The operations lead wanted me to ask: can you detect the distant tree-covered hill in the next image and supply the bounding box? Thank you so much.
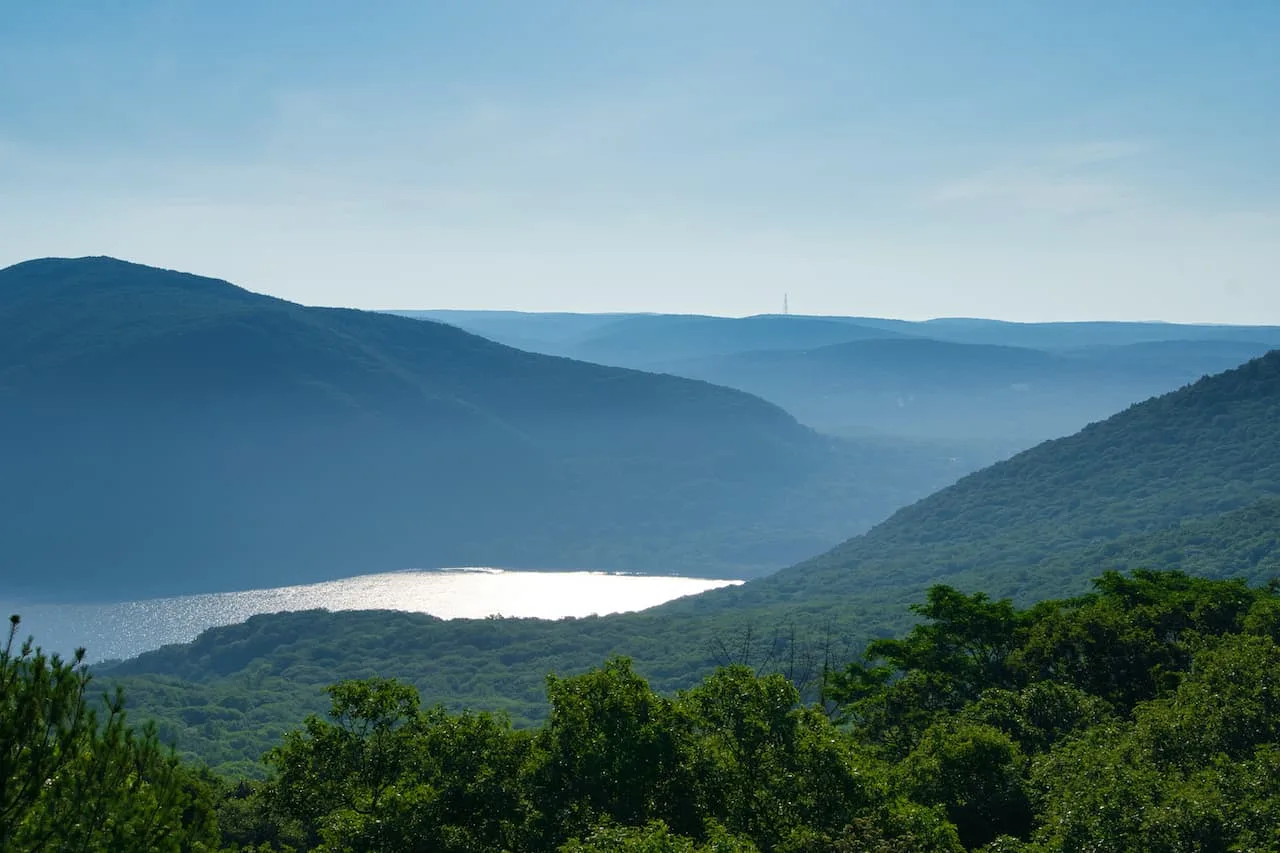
[0,257,969,598]
[650,336,1276,444]
[102,352,1280,768]
[400,310,1280,359]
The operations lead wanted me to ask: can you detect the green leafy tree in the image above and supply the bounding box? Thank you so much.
[264,677,531,852]
[897,720,1031,849]
[532,658,698,847]
[827,586,1023,757]
[559,820,759,853]
[679,666,879,851]
[1012,570,1258,711]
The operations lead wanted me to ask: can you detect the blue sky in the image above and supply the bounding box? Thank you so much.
[2,1,1277,321]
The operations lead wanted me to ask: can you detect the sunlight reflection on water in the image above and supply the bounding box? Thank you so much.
[2,568,742,663]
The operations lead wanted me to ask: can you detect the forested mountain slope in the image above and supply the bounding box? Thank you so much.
[0,257,961,598]
[744,349,1280,609]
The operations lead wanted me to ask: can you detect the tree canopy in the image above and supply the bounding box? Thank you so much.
[11,569,1280,850]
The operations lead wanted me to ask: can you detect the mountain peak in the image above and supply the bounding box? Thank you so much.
[1,255,249,292]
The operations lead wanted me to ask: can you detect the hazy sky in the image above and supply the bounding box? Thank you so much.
[2,1,1278,321]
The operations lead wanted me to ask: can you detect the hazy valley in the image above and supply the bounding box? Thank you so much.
[9,4,1280,847]
[7,258,1280,851]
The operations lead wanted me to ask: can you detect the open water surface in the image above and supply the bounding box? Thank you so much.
[2,568,742,663]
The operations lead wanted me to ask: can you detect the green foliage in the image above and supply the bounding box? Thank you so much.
[534,658,695,843]
[676,667,878,851]
[826,571,1280,851]
[0,616,220,851]
[23,569,1280,850]
[252,678,533,852]
[897,720,1030,848]
[210,658,965,852]
[559,820,758,853]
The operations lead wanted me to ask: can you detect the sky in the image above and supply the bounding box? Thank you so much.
[1,1,1278,322]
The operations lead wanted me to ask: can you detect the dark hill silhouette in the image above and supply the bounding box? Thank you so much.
[0,258,963,599]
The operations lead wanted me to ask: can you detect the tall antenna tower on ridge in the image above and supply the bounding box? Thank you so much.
[783,293,789,315]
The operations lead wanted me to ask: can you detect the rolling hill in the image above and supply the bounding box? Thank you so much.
[406,310,1280,361]
[395,311,907,365]
[406,309,1277,451]
[100,351,1280,770]
[0,257,966,599]
[562,314,906,368]
[654,336,1277,444]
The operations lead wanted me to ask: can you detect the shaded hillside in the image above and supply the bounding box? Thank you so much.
[392,310,642,358]
[101,351,1280,764]
[0,257,966,599]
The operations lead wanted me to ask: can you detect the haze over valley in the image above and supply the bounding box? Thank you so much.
[1,256,984,600]
[4,2,1280,850]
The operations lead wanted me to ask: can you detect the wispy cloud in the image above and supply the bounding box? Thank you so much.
[923,140,1150,217]
[1043,139,1149,167]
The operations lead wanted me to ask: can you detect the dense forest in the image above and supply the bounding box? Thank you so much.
[9,570,1280,851]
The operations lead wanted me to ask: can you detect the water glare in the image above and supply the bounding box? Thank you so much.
[3,568,742,663]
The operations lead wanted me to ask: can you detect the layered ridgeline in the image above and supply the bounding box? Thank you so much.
[405,310,1280,363]
[104,351,1280,771]
[651,337,1277,445]
[407,309,1280,449]
[0,257,965,599]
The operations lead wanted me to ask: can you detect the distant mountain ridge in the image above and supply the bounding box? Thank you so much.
[0,257,963,598]
[654,336,1277,444]
[402,309,1280,357]
[402,309,1278,448]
